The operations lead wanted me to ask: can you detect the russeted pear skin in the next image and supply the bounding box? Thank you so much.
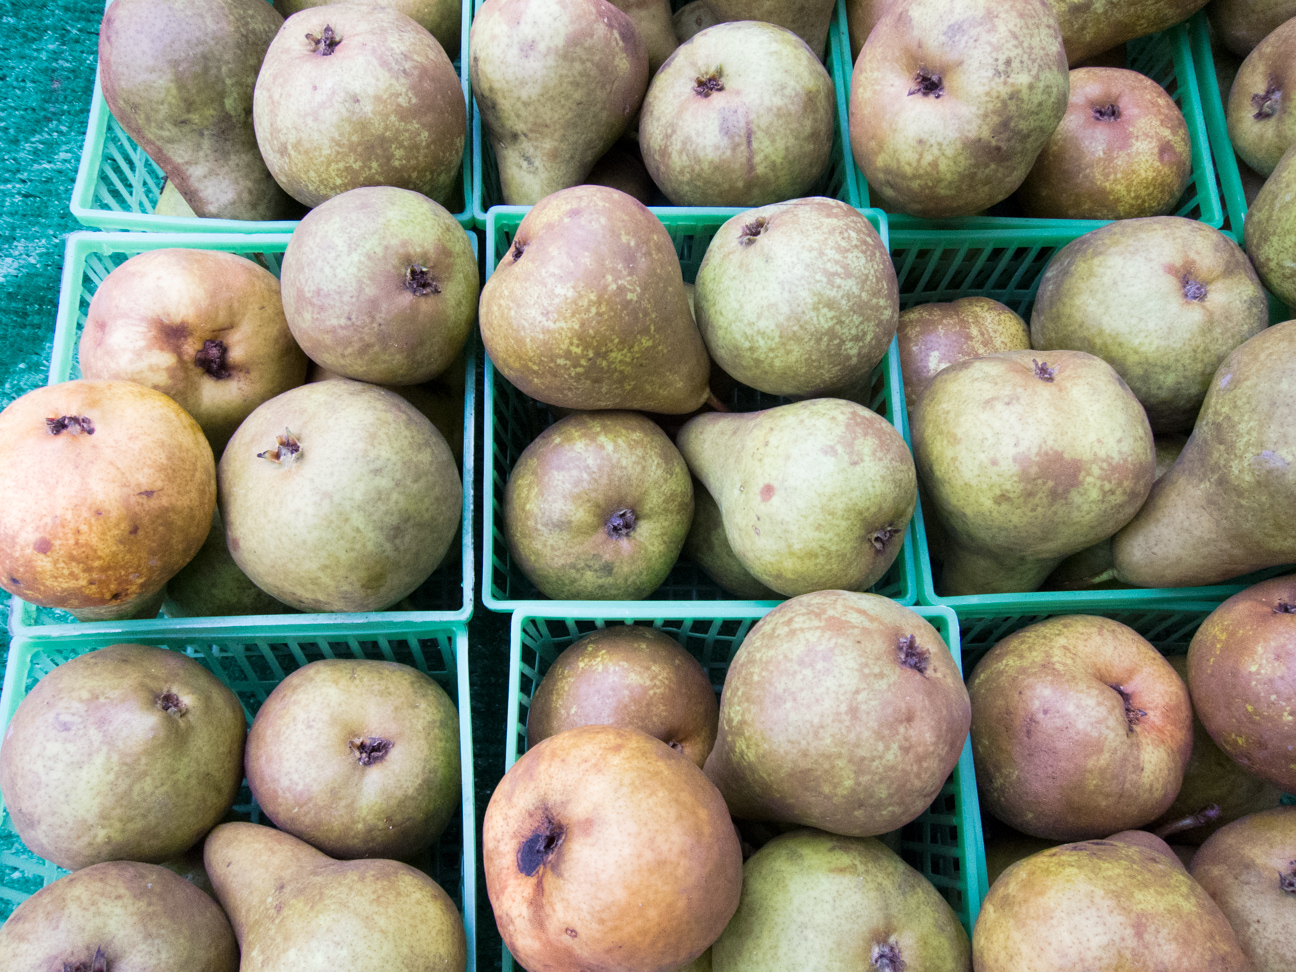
[973,839,1249,970]
[0,861,238,972]
[704,592,971,837]
[1112,322,1296,588]
[678,399,916,596]
[98,0,296,220]
[1047,0,1213,65]
[703,0,836,57]
[850,0,1069,218]
[471,0,648,205]
[479,186,710,412]
[712,830,971,972]
[1227,17,1296,176]
[1244,142,1296,306]
[204,822,466,972]
[914,350,1155,595]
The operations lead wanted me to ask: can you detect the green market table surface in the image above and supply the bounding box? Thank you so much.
[0,5,509,966]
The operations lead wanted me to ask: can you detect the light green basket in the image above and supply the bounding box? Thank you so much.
[498,602,986,971]
[845,19,1223,231]
[887,221,1293,610]
[470,0,859,227]
[8,230,475,641]
[0,620,477,972]
[69,0,475,232]
[480,205,918,613]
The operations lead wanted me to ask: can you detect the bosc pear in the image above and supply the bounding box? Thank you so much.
[677,399,916,596]
[471,0,648,205]
[203,822,467,972]
[1112,321,1296,588]
[479,186,710,412]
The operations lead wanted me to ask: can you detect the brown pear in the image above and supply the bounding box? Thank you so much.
[479,186,710,412]
[896,297,1030,411]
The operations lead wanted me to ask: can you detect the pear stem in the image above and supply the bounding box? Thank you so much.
[1154,804,1221,838]
[705,391,730,413]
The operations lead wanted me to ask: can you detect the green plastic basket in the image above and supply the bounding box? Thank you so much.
[888,221,1293,609]
[498,602,986,971]
[1189,11,1252,237]
[0,620,477,971]
[845,20,1223,231]
[479,205,918,613]
[469,0,859,227]
[69,0,475,232]
[7,230,475,642]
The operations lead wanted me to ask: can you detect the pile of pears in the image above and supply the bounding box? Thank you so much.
[0,644,467,972]
[0,184,473,621]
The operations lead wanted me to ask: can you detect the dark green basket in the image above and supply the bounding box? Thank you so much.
[8,230,476,641]
[887,221,1292,609]
[70,0,475,232]
[0,621,477,972]
[469,0,858,226]
[499,602,986,971]
[480,205,918,612]
[845,19,1223,231]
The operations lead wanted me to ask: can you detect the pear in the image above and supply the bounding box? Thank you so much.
[0,861,237,972]
[166,509,295,617]
[479,186,710,412]
[0,644,246,870]
[609,0,678,73]
[254,6,466,209]
[98,0,296,221]
[713,829,970,972]
[584,139,656,204]
[1210,0,1296,56]
[703,0,836,58]
[1227,16,1296,176]
[694,199,899,399]
[683,479,779,599]
[1031,217,1268,433]
[913,351,1155,595]
[704,592,971,837]
[280,186,478,386]
[275,0,461,58]
[677,399,916,597]
[674,0,718,42]
[204,822,466,972]
[974,838,1248,971]
[504,411,693,600]
[851,0,1069,218]
[1047,0,1213,65]
[639,22,835,207]
[1244,143,1296,305]
[1191,806,1296,972]
[1148,655,1283,844]
[847,0,895,59]
[896,297,1030,412]
[471,0,648,205]
[1112,322,1296,587]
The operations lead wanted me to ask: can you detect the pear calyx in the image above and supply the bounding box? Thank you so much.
[871,525,901,551]
[693,72,723,97]
[1092,103,1121,121]
[1032,359,1056,382]
[46,415,95,435]
[1274,601,1296,614]
[1181,276,1208,302]
[1252,76,1281,119]
[907,69,943,99]
[605,507,637,539]
[349,736,393,765]
[258,429,302,464]
[510,239,526,261]
[194,339,231,379]
[517,817,566,876]
[738,218,767,245]
[1110,683,1147,732]
[871,941,905,971]
[306,26,341,56]
[62,948,109,972]
[1280,864,1296,894]
[157,692,188,716]
[898,635,929,675]
[404,265,441,296]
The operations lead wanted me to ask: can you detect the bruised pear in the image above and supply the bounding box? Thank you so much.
[479,186,710,412]
[0,380,215,620]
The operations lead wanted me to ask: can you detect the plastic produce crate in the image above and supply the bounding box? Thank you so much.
[845,19,1223,231]
[470,0,860,227]
[888,221,1292,609]
[7,230,475,642]
[69,0,475,232]
[498,603,986,971]
[480,205,918,613]
[0,621,477,971]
